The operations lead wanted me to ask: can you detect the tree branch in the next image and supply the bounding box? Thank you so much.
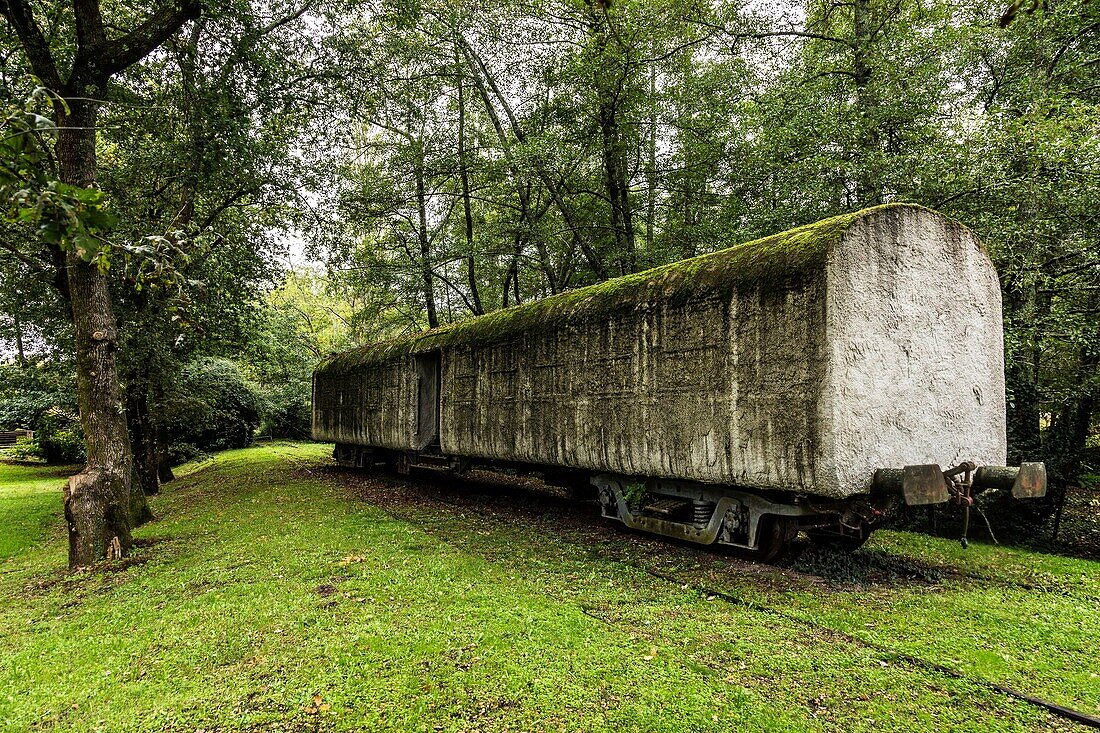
[99,0,202,77]
[0,0,62,88]
[194,187,257,233]
[0,240,50,274]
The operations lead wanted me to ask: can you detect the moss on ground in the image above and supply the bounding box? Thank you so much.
[318,203,926,375]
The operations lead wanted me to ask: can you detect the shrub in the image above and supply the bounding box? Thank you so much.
[260,384,312,439]
[158,358,263,455]
[32,409,86,464]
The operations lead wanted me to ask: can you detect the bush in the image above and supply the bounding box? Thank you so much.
[5,437,43,462]
[165,441,205,466]
[0,362,76,432]
[159,358,263,455]
[31,409,86,464]
[260,385,312,440]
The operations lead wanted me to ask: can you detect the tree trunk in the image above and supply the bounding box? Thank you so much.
[126,381,160,496]
[644,62,657,253]
[415,160,439,328]
[457,73,484,316]
[157,444,176,484]
[851,0,883,207]
[57,94,151,567]
[1003,283,1044,464]
[598,97,637,275]
[589,4,636,275]
[13,308,26,366]
[5,0,200,568]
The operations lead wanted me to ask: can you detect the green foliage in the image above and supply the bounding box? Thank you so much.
[622,481,648,509]
[0,362,83,464]
[261,392,312,440]
[159,358,263,455]
[28,410,86,465]
[243,270,359,439]
[0,362,73,432]
[1,87,117,271]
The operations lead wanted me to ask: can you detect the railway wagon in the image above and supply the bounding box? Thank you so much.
[313,204,1045,559]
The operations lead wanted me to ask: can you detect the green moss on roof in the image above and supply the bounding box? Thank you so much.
[318,203,925,375]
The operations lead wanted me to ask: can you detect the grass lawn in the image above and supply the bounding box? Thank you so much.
[1,443,1097,732]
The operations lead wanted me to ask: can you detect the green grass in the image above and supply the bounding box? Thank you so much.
[0,461,74,559]
[1,443,1097,732]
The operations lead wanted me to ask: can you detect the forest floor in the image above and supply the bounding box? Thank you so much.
[1,442,1098,733]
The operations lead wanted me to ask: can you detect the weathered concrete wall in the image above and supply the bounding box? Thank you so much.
[314,205,1008,500]
[312,358,416,449]
[817,207,1006,495]
[441,278,828,492]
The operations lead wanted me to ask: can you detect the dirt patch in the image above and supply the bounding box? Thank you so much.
[792,546,947,584]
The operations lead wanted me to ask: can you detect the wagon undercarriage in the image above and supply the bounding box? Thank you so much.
[591,474,890,562]
[333,442,1046,562]
[593,461,1047,560]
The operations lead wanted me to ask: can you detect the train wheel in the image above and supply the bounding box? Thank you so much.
[746,515,802,565]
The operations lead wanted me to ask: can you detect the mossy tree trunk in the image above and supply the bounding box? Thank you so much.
[415,158,439,328]
[1003,284,1045,466]
[851,0,884,208]
[57,90,146,565]
[2,0,200,567]
[456,70,485,317]
[126,380,160,497]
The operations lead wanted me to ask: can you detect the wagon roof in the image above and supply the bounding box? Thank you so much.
[317,203,950,375]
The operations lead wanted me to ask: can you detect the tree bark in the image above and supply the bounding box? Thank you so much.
[851,0,883,207]
[644,62,657,254]
[57,95,151,566]
[13,308,25,366]
[415,159,439,328]
[588,2,636,275]
[456,72,484,316]
[126,380,160,496]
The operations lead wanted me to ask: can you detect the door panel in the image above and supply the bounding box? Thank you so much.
[414,352,441,449]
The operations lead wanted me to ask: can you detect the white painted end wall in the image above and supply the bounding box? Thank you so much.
[817,207,1007,496]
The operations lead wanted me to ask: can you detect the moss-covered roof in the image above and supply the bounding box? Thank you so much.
[317,203,930,375]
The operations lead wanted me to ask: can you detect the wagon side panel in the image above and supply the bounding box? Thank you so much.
[440,280,827,490]
[312,357,417,450]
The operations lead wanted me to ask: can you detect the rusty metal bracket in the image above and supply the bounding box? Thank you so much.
[1012,462,1047,499]
[900,464,950,505]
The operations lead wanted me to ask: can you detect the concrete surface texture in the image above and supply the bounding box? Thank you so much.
[313,204,1006,499]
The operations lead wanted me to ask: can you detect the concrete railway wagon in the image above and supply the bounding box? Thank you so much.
[313,204,1045,560]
